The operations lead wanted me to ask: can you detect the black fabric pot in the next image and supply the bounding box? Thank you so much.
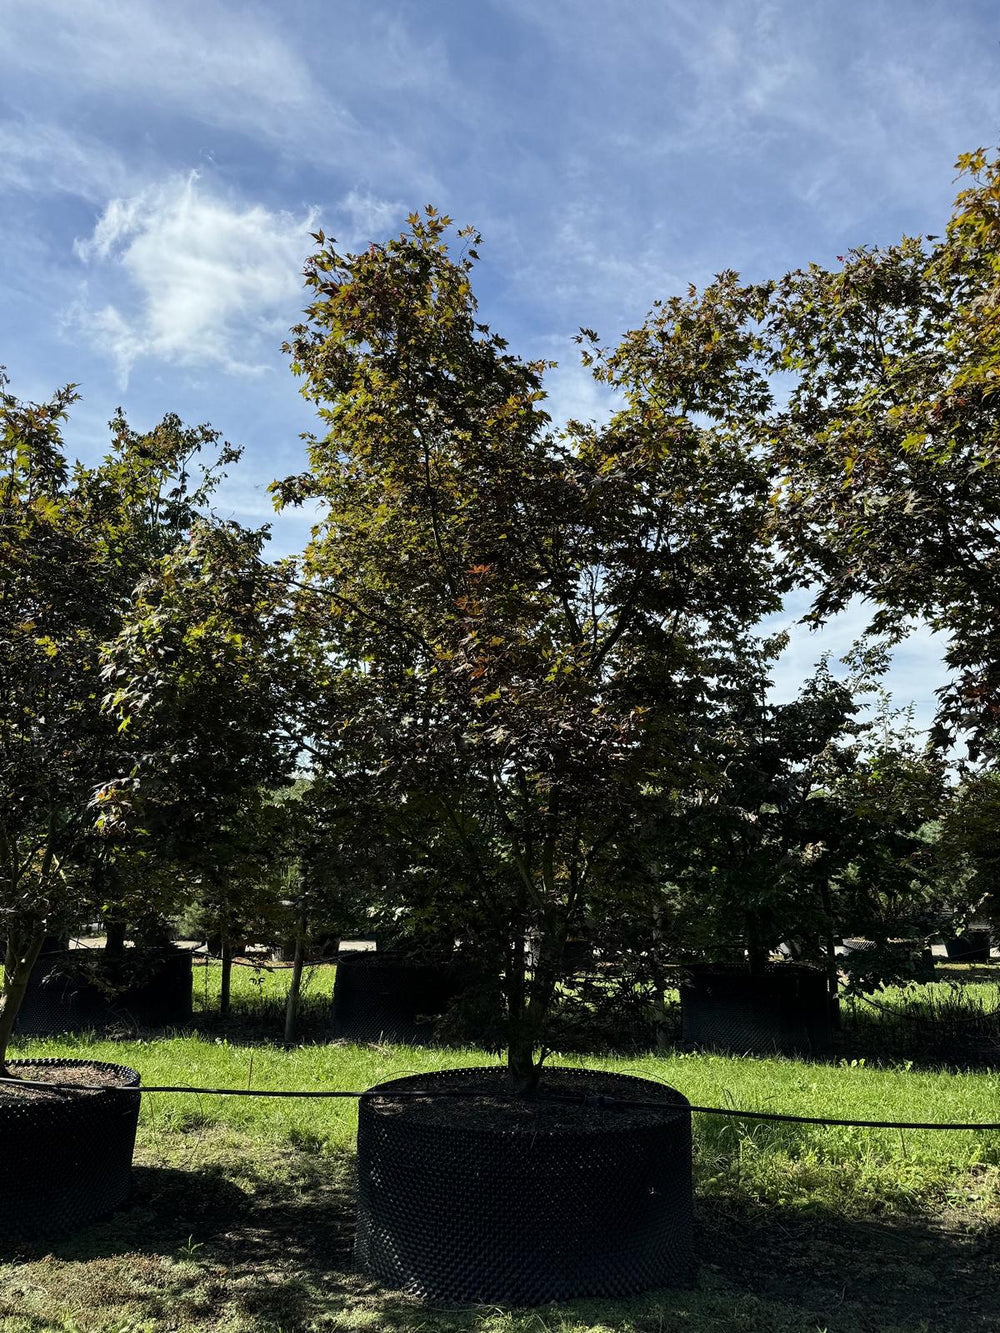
[561,938,597,973]
[14,947,193,1034]
[944,930,992,963]
[355,1065,694,1304]
[0,1058,141,1242]
[331,952,466,1045]
[680,964,833,1056]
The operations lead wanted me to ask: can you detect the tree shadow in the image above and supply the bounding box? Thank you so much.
[0,1129,995,1333]
[698,1194,1000,1332]
[0,1150,439,1332]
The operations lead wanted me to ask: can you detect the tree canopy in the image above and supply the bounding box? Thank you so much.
[764,149,1000,759]
[274,211,784,1088]
[0,376,248,1066]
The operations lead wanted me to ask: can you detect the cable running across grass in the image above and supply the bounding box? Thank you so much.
[852,989,1000,1026]
[2,1075,999,1130]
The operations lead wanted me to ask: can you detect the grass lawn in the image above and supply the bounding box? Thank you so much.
[1,962,999,1332]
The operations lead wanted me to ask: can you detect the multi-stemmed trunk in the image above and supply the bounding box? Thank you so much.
[503,927,562,1096]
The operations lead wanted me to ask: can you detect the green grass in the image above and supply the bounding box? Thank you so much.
[190,957,338,1034]
[3,1026,1000,1333]
[840,971,1000,1070]
[3,963,1000,1331]
[10,1028,1000,1207]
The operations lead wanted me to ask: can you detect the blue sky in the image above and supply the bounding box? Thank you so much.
[3,0,999,727]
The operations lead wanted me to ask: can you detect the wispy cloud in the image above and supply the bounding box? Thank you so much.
[0,118,127,202]
[1,0,453,195]
[503,0,1000,250]
[71,173,318,386]
[336,190,406,248]
[4,0,349,150]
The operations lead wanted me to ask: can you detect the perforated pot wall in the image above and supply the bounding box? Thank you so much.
[944,931,992,963]
[331,953,466,1045]
[681,964,833,1056]
[14,948,193,1034]
[355,1065,694,1304]
[0,1059,141,1242]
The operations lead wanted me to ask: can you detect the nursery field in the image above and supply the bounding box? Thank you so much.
[2,963,1000,1333]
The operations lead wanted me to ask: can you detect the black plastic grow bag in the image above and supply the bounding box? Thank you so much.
[0,1058,141,1242]
[944,930,992,963]
[355,1065,694,1304]
[680,964,833,1056]
[330,952,466,1045]
[14,947,193,1034]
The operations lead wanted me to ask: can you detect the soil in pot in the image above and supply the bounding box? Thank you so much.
[14,946,193,1034]
[0,1058,141,1242]
[330,952,467,1045]
[355,1065,694,1304]
[680,964,834,1056]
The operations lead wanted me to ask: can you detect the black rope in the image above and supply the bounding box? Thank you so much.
[2,1076,998,1130]
[850,989,1000,1027]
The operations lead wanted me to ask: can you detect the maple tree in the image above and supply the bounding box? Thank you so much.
[0,377,245,1069]
[275,211,783,1090]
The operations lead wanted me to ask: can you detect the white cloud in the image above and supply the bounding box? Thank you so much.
[337,190,405,248]
[72,173,318,386]
[538,352,617,432]
[0,119,126,201]
[4,0,351,152]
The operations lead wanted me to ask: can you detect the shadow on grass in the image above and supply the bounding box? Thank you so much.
[1,1129,997,1333]
[698,1195,1000,1333]
[0,1149,420,1333]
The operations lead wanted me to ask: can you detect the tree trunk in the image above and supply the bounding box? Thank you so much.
[0,926,46,1073]
[746,904,770,976]
[219,930,233,1020]
[283,907,307,1047]
[648,957,673,1051]
[747,941,769,977]
[649,907,672,1050]
[104,916,127,958]
[820,882,841,1030]
[504,931,542,1095]
[506,1036,540,1095]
